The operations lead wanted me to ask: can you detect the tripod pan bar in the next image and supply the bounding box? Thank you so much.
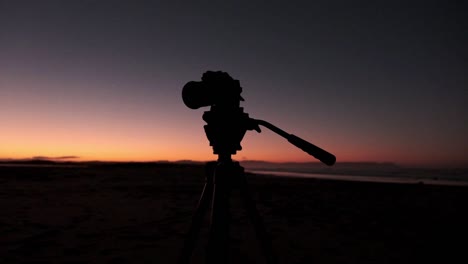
[254,119,336,166]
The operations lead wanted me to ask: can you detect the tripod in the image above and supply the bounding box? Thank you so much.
[178,158,277,264]
[179,71,336,264]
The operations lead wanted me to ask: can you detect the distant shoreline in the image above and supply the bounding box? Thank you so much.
[248,170,468,187]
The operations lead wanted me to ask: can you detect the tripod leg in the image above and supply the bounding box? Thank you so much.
[238,168,278,264]
[206,162,233,264]
[178,163,216,264]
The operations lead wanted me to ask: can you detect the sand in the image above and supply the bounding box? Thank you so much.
[1,163,467,264]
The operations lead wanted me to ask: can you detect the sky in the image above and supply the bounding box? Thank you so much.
[1,1,467,167]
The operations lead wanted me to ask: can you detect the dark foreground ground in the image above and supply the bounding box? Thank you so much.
[1,163,467,264]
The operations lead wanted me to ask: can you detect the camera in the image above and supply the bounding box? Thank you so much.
[182,71,244,109]
[181,71,336,165]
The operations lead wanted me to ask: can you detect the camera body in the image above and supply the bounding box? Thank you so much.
[182,71,257,158]
[182,71,244,110]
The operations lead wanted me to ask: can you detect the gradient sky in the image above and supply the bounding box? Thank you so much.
[1,1,467,167]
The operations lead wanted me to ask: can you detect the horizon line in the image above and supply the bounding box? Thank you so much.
[1,157,467,169]
[0,156,396,164]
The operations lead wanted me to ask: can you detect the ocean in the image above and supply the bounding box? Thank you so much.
[248,170,468,186]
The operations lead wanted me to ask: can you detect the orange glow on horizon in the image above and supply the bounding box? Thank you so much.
[1,80,466,168]
[2,135,466,168]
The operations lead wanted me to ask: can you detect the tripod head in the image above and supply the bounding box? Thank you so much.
[182,71,336,166]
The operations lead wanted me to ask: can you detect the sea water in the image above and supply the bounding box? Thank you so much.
[248,170,468,186]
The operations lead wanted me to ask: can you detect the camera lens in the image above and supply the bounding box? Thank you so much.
[182,81,213,109]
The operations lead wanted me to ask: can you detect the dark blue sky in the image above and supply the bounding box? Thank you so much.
[1,1,467,166]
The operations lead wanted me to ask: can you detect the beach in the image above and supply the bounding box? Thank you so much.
[1,163,467,263]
